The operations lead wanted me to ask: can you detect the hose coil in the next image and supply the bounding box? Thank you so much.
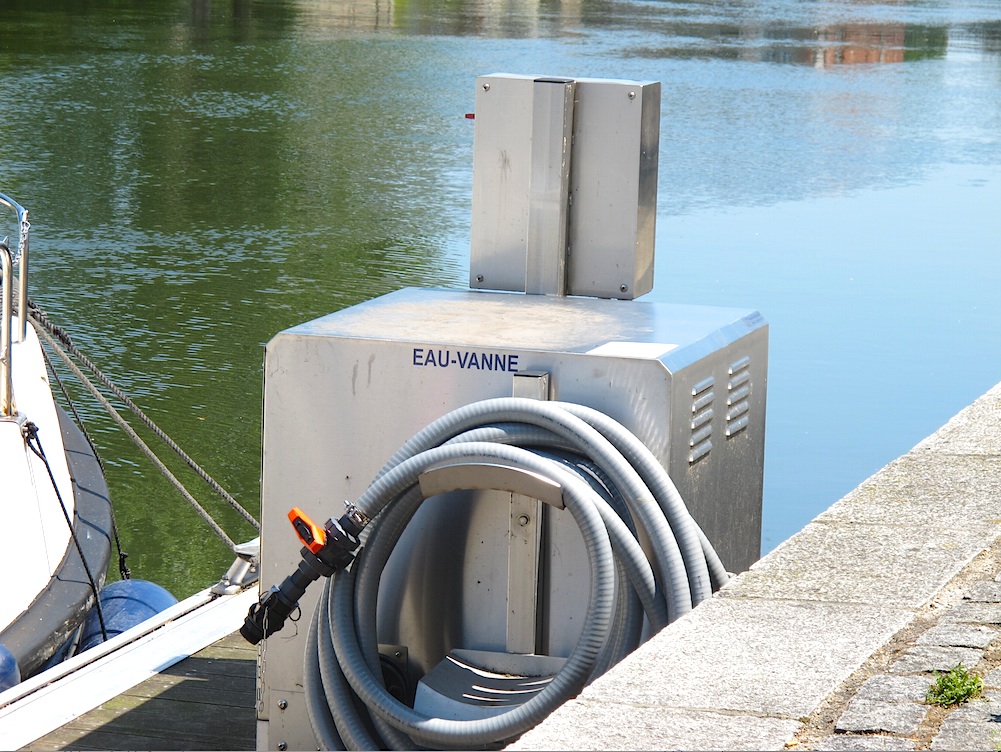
[304,397,727,749]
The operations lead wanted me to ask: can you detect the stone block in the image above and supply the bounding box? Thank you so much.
[719,519,997,609]
[965,582,1001,603]
[814,733,916,751]
[889,646,983,674]
[917,624,998,649]
[835,699,927,735]
[508,701,801,751]
[942,602,1001,625]
[564,597,910,719]
[854,675,934,703]
[913,384,1001,457]
[931,719,1001,751]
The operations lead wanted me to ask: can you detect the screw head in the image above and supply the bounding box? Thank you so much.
[619,284,628,293]
[518,514,530,527]
[628,91,636,99]
[278,698,288,710]
[475,274,485,283]
[278,743,288,751]
[483,83,491,91]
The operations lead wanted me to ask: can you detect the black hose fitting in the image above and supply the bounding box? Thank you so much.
[240,511,361,645]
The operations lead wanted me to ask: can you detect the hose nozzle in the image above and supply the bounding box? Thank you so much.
[240,508,361,645]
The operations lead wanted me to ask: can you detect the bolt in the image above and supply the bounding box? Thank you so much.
[518,514,530,526]
[278,699,288,710]
[483,83,491,91]
[278,743,288,751]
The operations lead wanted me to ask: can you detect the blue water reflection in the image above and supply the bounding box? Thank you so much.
[0,0,998,591]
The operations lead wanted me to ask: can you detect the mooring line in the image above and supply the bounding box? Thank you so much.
[31,316,243,554]
[28,302,260,533]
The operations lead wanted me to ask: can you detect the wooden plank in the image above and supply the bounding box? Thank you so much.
[1,586,259,751]
[25,630,257,751]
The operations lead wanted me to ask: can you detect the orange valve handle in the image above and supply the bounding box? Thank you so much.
[241,507,362,645]
[289,507,326,554]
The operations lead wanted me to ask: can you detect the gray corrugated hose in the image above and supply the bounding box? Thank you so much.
[304,397,727,750]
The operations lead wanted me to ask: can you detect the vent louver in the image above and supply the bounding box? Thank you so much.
[689,375,714,464]
[726,356,752,438]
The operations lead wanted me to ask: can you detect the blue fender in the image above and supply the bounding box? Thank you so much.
[0,641,20,692]
[76,580,178,654]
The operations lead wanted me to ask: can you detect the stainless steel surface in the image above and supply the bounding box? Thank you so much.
[469,74,534,293]
[0,192,29,416]
[525,78,574,296]
[259,286,767,750]
[509,370,550,654]
[566,78,659,300]
[506,493,543,654]
[512,371,552,401]
[1,241,11,416]
[469,75,659,300]
[0,192,29,344]
[417,462,565,509]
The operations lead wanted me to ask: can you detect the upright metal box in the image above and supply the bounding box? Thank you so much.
[469,75,660,299]
[258,288,767,750]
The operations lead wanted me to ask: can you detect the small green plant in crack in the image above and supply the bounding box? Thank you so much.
[925,663,983,707]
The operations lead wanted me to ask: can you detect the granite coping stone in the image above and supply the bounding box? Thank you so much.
[812,454,1001,530]
[717,519,998,608]
[545,596,912,720]
[506,702,802,752]
[912,383,1001,457]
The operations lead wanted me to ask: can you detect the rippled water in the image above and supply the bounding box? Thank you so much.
[2,0,999,596]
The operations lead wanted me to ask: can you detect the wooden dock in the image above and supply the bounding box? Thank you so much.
[25,631,256,751]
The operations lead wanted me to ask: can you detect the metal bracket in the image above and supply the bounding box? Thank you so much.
[211,537,260,595]
[417,462,565,510]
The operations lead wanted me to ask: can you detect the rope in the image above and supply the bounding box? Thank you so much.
[27,301,260,532]
[31,317,242,554]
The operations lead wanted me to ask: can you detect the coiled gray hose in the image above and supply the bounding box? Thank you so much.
[304,397,728,750]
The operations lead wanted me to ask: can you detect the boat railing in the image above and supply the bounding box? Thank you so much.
[0,191,30,417]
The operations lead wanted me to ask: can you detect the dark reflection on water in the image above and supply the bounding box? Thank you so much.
[1,0,999,595]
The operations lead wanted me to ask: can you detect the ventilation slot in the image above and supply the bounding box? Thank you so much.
[689,375,714,464]
[726,356,752,438]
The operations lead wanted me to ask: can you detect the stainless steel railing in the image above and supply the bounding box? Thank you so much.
[0,191,29,417]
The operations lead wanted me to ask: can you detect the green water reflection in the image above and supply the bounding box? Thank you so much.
[2,0,999,596]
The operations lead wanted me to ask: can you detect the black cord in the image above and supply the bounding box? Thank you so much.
[22,421,109,642]
[39,346,131,580]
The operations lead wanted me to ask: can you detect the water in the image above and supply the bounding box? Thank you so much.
[1,0,999,598]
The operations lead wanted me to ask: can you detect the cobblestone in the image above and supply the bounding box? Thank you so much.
[835,699,928,734]
[888,645,984,674]
[798,540,1001,751]
[917,624,997,649]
